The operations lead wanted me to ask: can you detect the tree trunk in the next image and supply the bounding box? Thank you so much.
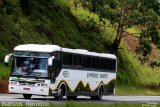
[111,2,125,53]
[111,23,124,53]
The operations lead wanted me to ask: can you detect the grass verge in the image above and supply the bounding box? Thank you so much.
[0,63,10,79]
[116,85,160,96]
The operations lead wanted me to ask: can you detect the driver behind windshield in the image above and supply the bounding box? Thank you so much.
[16,58,34,75]
[16,61,28,74]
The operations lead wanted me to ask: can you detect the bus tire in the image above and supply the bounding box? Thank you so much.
[91,85,103,100]
[67,96,77,100]
[55,84,66,100]
[23,94,32,99]
[55,89,63,100]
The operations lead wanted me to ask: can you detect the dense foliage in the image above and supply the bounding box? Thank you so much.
[0,0,160,92]
[0,0,107,62]
[89,0,160,52]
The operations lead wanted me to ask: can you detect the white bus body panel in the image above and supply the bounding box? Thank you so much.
[9,78,50,96]
[50,69,116,93]
[9,85,49,95]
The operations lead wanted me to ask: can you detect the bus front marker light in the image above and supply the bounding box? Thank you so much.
[43,83,48,87]
[44,84,48,87]
[10,87,14,89]
[41,83,48,87]
[41,84,44,86]
[35,83,41,86]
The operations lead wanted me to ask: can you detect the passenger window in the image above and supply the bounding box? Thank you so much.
[63,53,72,66]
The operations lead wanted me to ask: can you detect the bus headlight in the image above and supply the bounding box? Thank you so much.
[35,83,48,87]
[10,81,19,85]
[41,83,48,87]
[35,83,41,86]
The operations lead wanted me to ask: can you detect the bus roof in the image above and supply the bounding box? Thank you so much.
[62,48,116,59]
[14,44,116,59]
[14,44,61,52]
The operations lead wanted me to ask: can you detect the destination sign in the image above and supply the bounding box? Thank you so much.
[87,73,108,78]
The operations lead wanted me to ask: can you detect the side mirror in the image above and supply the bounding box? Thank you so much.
[48,56,55,67]
[4,53,13,66]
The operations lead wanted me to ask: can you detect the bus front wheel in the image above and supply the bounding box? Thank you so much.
[55,89,64,100]
[23,94,32,99]
[55,84,66,100]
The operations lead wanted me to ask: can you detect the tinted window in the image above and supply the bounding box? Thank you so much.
[101,58,105,69]
[87,56,91,68]
[95,58,100,69]
[62,52,116,72]
[92,57,96,68]
[99,58,116,71]
[73,54,82,67]
[83,55,87,68]
[63,53,72,66]
[112,60,116,70]
[78,55,82,66]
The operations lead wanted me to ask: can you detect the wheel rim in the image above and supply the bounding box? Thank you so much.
[99,88,103,99]
[59,89,63,100]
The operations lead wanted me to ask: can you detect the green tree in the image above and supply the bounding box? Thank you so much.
[90,0,160,53]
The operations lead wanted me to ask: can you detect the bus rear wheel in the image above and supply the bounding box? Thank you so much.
[23,94,32,99]
[91,86,103,100]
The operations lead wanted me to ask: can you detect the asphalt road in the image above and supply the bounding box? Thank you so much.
[0,94,160,105]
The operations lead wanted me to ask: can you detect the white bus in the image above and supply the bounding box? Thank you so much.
[5,44,117,100]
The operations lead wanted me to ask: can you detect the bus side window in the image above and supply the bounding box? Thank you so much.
[78,55,82,67]
[92,57,96,69]
[73,54,77,67]
[83,55,87,68]
[95,58,99,69]
[112,60,116,71]
[87,56,91,68]
[63,52,72,67]
[101,58,105,70]
[73,54,82,68]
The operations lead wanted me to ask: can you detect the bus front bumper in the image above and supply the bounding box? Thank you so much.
[9,85,49,96]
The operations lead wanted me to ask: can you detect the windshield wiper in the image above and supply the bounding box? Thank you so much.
[11,74,21,77]
[27,72,39,78]
[11,74,28,78]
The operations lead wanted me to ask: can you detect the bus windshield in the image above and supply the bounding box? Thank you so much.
[11,57,48,78]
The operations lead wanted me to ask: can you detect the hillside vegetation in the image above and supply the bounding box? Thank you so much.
[0,0,160,94]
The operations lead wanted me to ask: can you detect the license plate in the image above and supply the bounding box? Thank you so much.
[23,88,30,91]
